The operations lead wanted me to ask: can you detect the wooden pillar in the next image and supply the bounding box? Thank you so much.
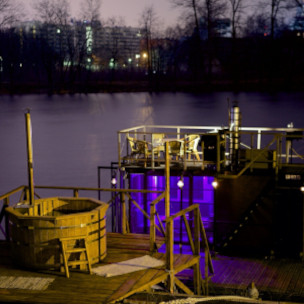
[165,142,170,218]
[204,247,209,295]
[25,110,35,206]
[121,192,127,234]
[150,203,156,252]
[166,219,174,293]
[193,207,201,295]
[302,192,304,262]
[144,172,148,233]
[0,198,10,241]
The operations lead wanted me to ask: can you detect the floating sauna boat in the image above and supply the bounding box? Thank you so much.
[6,197,108,270]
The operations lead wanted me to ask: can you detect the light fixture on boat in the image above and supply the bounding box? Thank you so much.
[177,177,184,189]
[212,179,219,189]
[300,186,304,192]
[111,176,117,185]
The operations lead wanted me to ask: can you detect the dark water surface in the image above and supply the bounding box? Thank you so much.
[1,91,304,197]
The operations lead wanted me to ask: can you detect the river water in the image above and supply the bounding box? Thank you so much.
[1,91,304,198]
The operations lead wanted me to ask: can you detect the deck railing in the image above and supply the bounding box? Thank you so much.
[165,204,214,295]
[0,185,164,241]
[118,125,304,176]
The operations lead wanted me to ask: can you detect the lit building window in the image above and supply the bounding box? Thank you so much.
[86,26,93,54]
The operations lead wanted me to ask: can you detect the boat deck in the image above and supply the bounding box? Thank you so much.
[0,234,304,303]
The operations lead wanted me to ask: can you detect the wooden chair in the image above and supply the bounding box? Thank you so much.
[151,133,165,157]
[127,136,147,159]
[185,134,201,160]
[168,140,184,160]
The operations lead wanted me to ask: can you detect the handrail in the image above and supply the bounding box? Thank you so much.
[119,126,304,178]
[0,185,27,201]
[124,192,164,236]
[119,124,304,133]
[150,191,166,251]
[0,185,165,240]
[165,204,214,295]
[219,135,278,179]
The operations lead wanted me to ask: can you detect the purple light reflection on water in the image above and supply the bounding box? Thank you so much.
[129,173,215,244]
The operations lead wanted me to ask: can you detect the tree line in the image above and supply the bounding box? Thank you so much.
[0,0,304,94]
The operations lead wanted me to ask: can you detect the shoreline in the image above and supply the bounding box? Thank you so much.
[0,79,303,95]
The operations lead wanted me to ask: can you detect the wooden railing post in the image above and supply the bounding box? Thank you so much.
[165,142,170,218]
[166,219,174,293]
[216,133,220,173]
[25,186,29,202]
[121,192,127,234]
[150,203,156,252]
[0,197,10,241]
[118,132,121,167]
[73,189,79,198]
[193,206,201,295]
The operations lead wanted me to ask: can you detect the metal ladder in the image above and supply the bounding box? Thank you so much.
[60,236,92,278]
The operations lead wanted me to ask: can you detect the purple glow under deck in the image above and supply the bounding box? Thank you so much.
[129,174,215,245]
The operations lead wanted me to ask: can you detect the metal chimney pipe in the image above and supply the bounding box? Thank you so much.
[229,105,241,170]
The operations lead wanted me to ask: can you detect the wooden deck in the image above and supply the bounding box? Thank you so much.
[0,234,304,303]
[0,234,199,304]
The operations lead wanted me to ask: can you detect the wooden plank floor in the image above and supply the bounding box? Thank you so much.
[1,235,304,303]
[0,235,198,304]
[178,254,304,302]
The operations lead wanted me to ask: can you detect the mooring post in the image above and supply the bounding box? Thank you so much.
[25,110,35,206]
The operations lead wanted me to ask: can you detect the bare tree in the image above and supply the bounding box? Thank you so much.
[80,0,102,23]
[0,0,22,28]
[33,0,72,91]
[139,5,159,77]
[228,0,245,39]
[254,0,298,38]
[171,0,200,31]
[199,0,228,39]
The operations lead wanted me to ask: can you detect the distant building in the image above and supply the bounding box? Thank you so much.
[14,20,143,71]
[292,5,304,37]
[96,26,142,69]
[199,17,232,39]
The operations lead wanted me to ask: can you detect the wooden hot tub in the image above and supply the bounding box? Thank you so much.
[6,197,108,270]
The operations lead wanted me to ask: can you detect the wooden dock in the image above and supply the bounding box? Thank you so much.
[0,234,304,304]
[0,233,199,304]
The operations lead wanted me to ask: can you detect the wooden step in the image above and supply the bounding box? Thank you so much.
[65,248,87,254]
[67,260,91,267]
[60,236,92,278]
